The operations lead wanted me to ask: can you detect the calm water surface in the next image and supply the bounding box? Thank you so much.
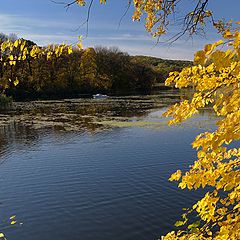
[0,95,218,240]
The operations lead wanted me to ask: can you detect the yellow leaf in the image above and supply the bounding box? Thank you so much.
[14,78,19,86]
[194,50,205,65]
[68,47,73,54]
[169,170,182,181]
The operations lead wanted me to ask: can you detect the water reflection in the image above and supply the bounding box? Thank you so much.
[0,92,219,158]
[0,123,40,161]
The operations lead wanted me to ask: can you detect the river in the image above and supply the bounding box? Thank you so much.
[0,92,218,240]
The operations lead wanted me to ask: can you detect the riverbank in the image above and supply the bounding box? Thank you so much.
[0,91,181,132]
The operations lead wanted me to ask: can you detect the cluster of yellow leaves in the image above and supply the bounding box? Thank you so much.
[75,0,214,37]
[1,39,28,66]
[0,39,73,67]
[0,39,72,66]
[0,216,19,240]
[0,39,74,89]
[76,0,106,6]
[132,0,166,36]
[162,24,240,239]
[75,0,171,36]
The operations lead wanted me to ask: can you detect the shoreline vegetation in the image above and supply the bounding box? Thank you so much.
[0,33,192,103]
[0,91,182,131]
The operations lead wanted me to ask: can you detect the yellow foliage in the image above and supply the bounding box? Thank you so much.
[79,47,97,83]
[0,39,73,92]
[162,25,240,239]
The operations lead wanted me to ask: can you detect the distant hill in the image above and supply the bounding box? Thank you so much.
[131,55,192,83]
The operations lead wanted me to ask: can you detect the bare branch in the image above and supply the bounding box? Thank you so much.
[118,0,132,30]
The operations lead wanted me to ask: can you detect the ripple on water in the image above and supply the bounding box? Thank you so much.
[0,106,217,240]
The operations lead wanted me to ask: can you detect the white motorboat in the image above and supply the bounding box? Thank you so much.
[93,94,108,99]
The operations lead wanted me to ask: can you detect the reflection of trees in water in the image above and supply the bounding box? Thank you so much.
[0,94,219,158]
[0,123,40,160]
[0,130,9,161]
[0,98,157,156]
[0,94,184,157]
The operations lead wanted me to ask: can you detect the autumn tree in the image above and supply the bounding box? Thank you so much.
[0,37,73,99]
[79,47,98,90]
[96,47,133,92]
[161,23,240,240]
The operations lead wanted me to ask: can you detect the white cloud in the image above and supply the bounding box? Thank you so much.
[0,13,75,34]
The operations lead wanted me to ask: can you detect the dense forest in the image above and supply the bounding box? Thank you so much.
[0,33,192,100]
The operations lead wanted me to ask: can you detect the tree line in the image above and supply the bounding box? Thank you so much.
[0,33,191,100]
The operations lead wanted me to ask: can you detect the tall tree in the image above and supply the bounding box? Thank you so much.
[79,47,98,91]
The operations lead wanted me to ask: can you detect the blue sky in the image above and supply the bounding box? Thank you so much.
[0,0,239,60]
